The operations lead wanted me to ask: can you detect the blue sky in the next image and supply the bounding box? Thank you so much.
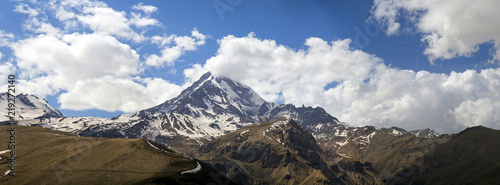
[1,0,499,133]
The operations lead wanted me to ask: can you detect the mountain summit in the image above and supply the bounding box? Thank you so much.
[144,72,266,124]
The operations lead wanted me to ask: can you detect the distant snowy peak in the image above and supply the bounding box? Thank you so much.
[0,93,63,121]
[410,128,440,138]
[264,103,339,130]
[388,126,439,138]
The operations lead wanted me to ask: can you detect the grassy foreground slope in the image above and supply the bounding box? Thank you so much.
[0,126,237,185]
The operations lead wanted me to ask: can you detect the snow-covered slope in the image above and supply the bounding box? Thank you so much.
[14,114,136,133]
[0,93,63,121]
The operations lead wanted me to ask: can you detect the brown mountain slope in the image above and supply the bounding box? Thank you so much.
[325,128,450,183]
[311,120,450,184]
[387,126,500,185]
[0,126,238,185]
[196,118,377,185]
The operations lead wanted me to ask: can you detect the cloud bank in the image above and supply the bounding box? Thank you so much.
[185,33,500,133]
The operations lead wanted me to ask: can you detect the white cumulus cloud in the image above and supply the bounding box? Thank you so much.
[58,76,182,112]
[14,3,40,17]
[370,0,500,64]
[146,28,207,67]
[77,6,146,42]
[0,62,14,77]
[11,32,184,111]
[186,33,382,103]
[48,0,161,42]
[132,2,158,15]
[0,30,14,46]
[13,33,139,81]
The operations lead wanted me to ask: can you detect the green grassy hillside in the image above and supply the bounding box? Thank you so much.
[0,126,238,185]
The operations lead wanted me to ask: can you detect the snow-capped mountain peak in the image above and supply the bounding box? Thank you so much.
[145,72,266,119]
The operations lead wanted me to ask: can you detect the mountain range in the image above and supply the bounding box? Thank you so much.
[1,72,499,184]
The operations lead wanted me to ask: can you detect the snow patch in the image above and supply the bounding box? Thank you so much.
[147,140,163,151]
[339,130,349,137]
[390,129,403,136]
[262,120,289,143]
[240,130,250,136]
[263,130,273,141]
[203,98,213,111]
[337,152,351,159]
[181,161,202,175]
[336,140,349,148]
[195,139,204,146]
